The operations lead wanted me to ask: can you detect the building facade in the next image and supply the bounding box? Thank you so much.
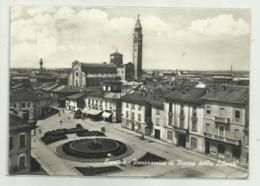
[163,88,206,153]
[202,86,249,166]
[133,14,143,81]
[68,60,117,88]
[65,93,86,111]
[121,92,152,135]
[9,113,35,174]
[10,89,51,121]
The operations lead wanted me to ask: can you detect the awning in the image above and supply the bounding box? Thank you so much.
[102,112,112,118]
[83,108,102,116]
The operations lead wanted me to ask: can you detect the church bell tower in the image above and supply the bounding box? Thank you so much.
[133,14,143,81]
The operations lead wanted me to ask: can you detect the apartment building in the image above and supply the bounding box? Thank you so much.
[163,88,206,153]
[202,86,249,165]
[121,91,152,135]
[10,89,51,121]
[9,113,35,174]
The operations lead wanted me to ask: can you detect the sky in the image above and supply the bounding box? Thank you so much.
[10,6,250,71]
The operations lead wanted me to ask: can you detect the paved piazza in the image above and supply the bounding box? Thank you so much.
[31,109,248,178]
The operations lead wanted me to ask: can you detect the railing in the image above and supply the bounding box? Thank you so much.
[204,132,240,145]
[214,115,230,124]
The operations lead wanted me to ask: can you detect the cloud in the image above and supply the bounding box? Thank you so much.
[189,14,250,37]
[10,7,250,70]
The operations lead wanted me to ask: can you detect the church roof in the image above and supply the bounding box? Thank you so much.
[81,63,117,74]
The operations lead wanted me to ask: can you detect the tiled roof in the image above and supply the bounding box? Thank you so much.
[103,92,122,100]
[201,86,249,105]
[51,85,82,93]
[165,88,206,104]
[81,63,117,74]
[10,89,50,102]
[121,91,150,105]
[9,113,34,132]
[66,92,85,99]
[85,89,104,98]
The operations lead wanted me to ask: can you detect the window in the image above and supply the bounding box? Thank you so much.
[156,109,160,115]
[168,115,173,126]
[27,103,30,107]
[235,110,240,119]
[19,133,26,149]
[192,121,197,132]
[138,114,141,121]
[218,125,225,136]
[192,106,197,116]
[169,103,172,112]
[156,118,160,126]
[138,105,142,111]
[75,72,79,77]
[126,103,129,108]
[131,104,135,109]
[190,137,197,150]
[21,103,26,108]
[13,103,16,108]
[206,106,211,114]
[234,129,239,138]
[126,111,129,118]
[206,123,210,133]
[167,131,173,140]
[18,154,26,170]
[180,104,184,115]
[9,137,13,150]
[131,112,135,120]
[220,107,225,116]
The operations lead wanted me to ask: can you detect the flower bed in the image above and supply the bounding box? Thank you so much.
[75,166,122,176]
[131,152,167,167]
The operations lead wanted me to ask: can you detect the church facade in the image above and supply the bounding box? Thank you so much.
[68,60,118,88]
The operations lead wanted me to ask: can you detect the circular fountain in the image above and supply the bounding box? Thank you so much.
[57,137,132,162]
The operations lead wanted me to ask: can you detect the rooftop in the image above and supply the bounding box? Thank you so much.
[10,89,50,102]
[66,92,86,99]
[51,85,82,93]
[81,62,117,74]
[202,86,249,105]
[9,113,35,132]
[164,88,206,104]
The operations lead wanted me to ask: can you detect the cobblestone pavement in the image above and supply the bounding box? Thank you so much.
[31,109,248,178]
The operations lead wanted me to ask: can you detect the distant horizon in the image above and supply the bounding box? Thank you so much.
[10,66,249,73]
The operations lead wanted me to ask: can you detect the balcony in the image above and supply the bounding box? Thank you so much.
[214,115,230,124]
[172,125,188,134]
[204,132,240,146]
